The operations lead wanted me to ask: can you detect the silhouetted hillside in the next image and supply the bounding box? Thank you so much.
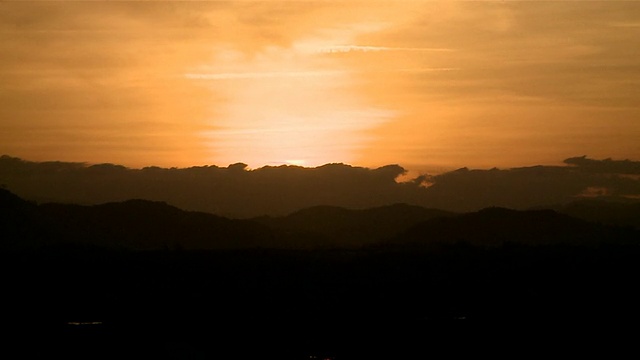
[254,203,455,247]
[42,200,279,250]
[389,207,639,248]
[1,188,276,251]
[0,187,43,249]
[549,199,640,230]
[3,188,638,252]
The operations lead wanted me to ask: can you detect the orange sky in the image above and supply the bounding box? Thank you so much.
[1,1,639,174]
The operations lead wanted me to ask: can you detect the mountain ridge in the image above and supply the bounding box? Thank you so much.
[2,188,638,251]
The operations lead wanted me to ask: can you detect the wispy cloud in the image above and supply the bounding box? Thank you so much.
[318,45,455,53]
[185,67,458,81]
[609,22,640,28]
[184,70,347,80]
[397,67,460,73]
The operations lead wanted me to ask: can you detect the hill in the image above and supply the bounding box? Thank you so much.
[549,199,640,230]
[252,203,455,248]
[388,206,638,249]
[3,188,639,251]
[1,188,274,251]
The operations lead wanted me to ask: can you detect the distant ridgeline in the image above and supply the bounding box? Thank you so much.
[2,187,639,252]
[1,155,639,218]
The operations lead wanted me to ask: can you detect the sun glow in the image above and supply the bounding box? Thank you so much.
[285,159,306,166]
[2,1,639,170]
[189,20,402,168]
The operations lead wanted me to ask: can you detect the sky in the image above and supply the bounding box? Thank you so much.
[1,0,640,174]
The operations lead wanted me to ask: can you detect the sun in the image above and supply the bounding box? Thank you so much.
[284,159,307,166]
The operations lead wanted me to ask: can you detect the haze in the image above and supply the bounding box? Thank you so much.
[1,1,639,172]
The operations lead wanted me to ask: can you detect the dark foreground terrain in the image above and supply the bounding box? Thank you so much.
[4,244,640,358]
[2,188,639,358]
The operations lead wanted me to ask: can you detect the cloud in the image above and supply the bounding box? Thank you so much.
[184,70,346,80]
[1,155,638,218]
[420,157,640,211]
[0,155,417,218]
[317,45,454,53]
[0,1,225,167]
[564,156,640,175]
[184,67,457,81]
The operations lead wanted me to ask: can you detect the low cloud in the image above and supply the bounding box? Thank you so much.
[185,70,346,80]
[1,155,638,217]
[564,156,640,174]
[317,45,454,53]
